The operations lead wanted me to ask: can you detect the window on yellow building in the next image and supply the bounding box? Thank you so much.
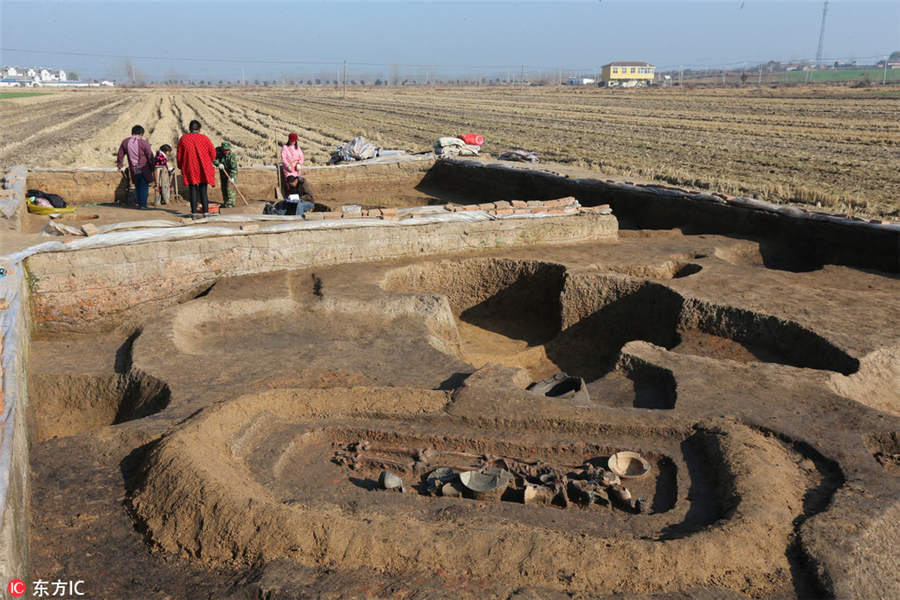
[630,67,636,73]
[612,68,618,74]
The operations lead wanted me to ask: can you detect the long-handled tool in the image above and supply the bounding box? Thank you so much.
[172,169,184,203]
[219,165,249,206]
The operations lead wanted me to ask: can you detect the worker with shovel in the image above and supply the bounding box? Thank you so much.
[214,141,238,209]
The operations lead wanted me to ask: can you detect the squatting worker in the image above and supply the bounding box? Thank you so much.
[116,125,155,209]
[281,132,315,200]
[213,141,238,208]
[177,120,217,216]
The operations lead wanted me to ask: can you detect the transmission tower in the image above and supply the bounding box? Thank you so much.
[815,1,829,67]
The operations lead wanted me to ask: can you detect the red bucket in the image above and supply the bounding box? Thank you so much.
[459,133,484,146]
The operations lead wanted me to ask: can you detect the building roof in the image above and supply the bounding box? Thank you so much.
[603,61,653,67]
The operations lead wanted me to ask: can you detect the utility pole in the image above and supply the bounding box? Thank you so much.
[758,64,762,85]
[721,70,726,87]
[884,56,889,85]
[521,64,525,89]
[342,60,347,98]
[679,65,683,87]
[815,1,829,67]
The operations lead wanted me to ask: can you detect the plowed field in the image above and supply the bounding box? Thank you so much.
[1,86,897,218]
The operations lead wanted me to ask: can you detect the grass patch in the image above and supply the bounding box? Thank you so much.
[778,69,900,83]
[0,90,53,100]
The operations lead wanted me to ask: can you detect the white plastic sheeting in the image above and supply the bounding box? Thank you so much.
[1,210,508,264]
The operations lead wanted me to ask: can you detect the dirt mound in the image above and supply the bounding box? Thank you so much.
[128,371,830,597]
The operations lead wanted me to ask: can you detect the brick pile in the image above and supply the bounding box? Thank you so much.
[307,197,613,220]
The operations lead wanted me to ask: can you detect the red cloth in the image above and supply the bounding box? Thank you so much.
[177,133,217,186]
[459,133,484,146]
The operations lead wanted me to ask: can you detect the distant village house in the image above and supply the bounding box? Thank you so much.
[0,66,72,86]
[601,62,655,87]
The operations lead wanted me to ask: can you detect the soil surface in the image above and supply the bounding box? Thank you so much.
[28,229,900,599]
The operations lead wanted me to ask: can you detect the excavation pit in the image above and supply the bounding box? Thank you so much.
[4,159,898,599]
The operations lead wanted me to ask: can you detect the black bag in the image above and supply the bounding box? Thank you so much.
[26,189,67,208]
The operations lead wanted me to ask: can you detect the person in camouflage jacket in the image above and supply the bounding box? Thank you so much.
[213,141,238,208]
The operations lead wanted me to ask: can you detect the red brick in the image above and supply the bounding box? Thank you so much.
[511,200,527,208]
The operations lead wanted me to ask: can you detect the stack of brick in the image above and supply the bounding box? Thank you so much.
[445,196,606,217]
[305,206,402,221]
[302,197,614,221]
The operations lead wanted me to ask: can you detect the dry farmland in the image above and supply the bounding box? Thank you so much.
[1,85,898,218]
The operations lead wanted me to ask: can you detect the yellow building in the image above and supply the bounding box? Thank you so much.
[601,62,655,86]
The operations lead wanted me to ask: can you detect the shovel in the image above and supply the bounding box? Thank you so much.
[219,165,249,206]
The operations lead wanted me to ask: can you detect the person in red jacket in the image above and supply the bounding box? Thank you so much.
[176,119,217,216]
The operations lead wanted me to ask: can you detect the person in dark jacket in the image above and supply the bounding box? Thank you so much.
[116,125,155,209]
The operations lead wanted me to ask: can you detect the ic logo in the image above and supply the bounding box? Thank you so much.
[7,579,26,597]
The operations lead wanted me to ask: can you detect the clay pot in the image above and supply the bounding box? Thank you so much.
[607,451,651,479]
[459,468,512,501]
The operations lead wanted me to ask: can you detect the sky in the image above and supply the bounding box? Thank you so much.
[1,1,898,81]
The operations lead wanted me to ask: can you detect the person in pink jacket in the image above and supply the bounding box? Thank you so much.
[281,132,304,177]
[280,132,315,202]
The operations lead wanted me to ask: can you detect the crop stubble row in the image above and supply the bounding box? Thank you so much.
[1,86,897,217]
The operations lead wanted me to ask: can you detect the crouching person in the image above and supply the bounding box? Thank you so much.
[284,175,315,216]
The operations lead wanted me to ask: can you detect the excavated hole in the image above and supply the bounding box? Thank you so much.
[236,422,710,534]
[383,260,859,402]
[383,258,567,378]
[28,370,171,442]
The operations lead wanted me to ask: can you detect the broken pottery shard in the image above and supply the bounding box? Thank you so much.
[426,467,455,482]
[440,481,462,498]
[379,471,403,491]
[609,484,632,508]
[600,469,621,487]
[538,472,559,487]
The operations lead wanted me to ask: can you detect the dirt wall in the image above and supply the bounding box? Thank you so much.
[26,157,434,206]
[425,160,900,273]
[24,213,617,333]
[0,263,31,588]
